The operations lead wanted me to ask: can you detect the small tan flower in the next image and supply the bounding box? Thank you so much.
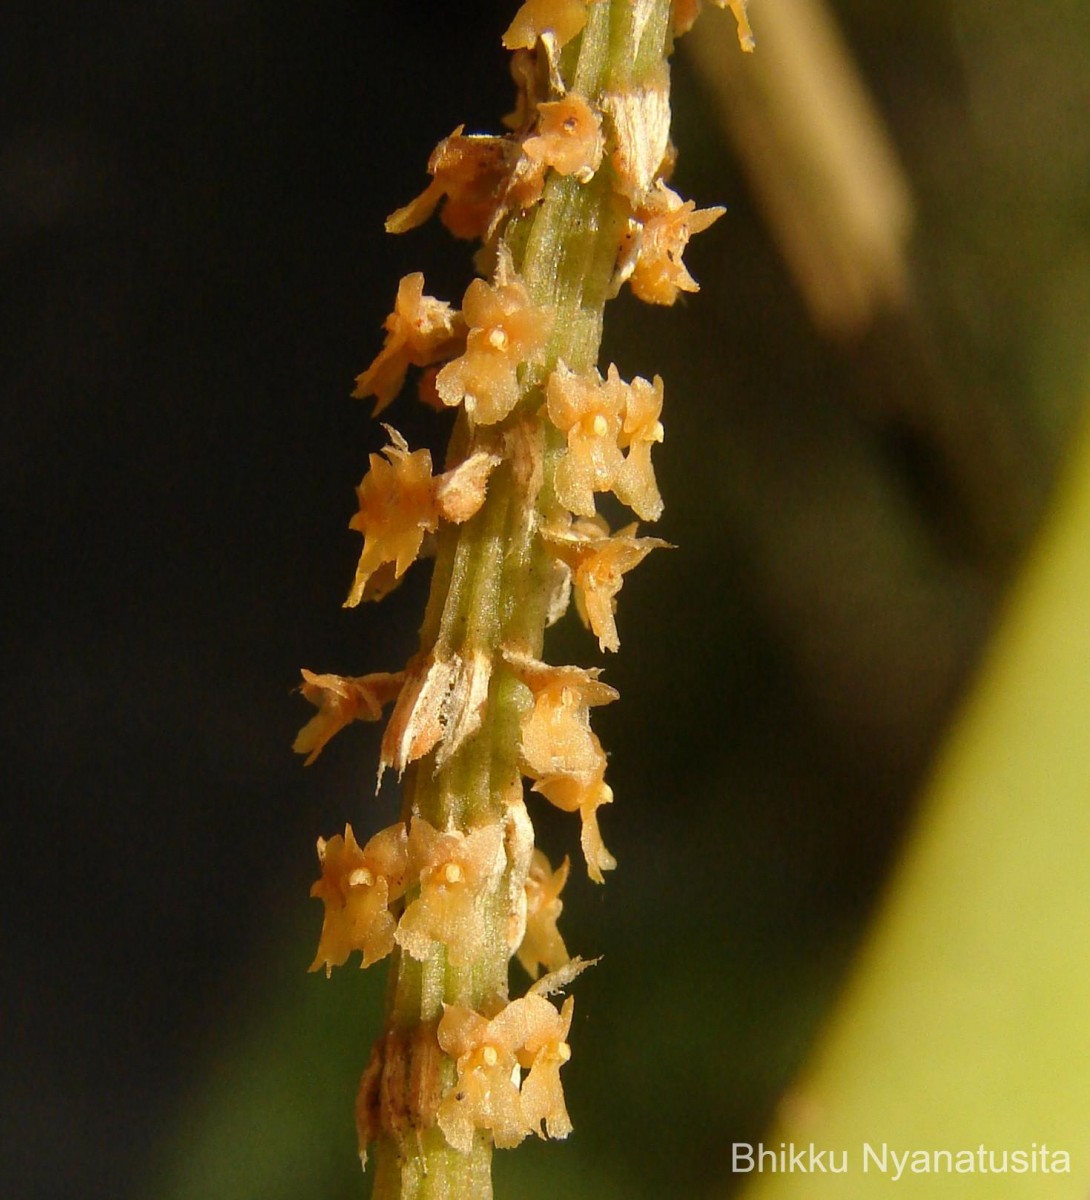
[548,363,664,521]
[293,668,405,765]
[504,650,619,880]
[345,428,436,607]
[503,0,588,50]
[310,823,410,974]
[517,850,571,978]
[522,94,603,182]
[436,991,575,1152]
[546,363,627,516]
[386,127,519,241]
[436,271,553,425]
[504,650,618,779]
[614,373,665,521]
[351,273,465,416]
[546,516,668,652]
[534,766,617,884]
[629,181,725,306]
[436,1003,525,1152]
[516,993,575,1141]
[396,818,507,967]
[345,429,499,607]
[672,0,756,49]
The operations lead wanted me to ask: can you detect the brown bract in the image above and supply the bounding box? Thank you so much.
[310,823,410,974]
[503,0,588,50]
[435,448,504,523]
[435,271,553,425]
[352,273,465,416]
[293,668,406,765]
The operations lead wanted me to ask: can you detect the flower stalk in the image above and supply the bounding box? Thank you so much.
[296,3,753,1197]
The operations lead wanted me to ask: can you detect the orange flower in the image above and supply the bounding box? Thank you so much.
[293,668,405,765]
[386,127,519,241]
[395,818,507,967]
[435,270,553,425]
[309,823,409,974]
[522,94,603,181]
[351,273,465,416]
[517,850,571,978]
[503,0,588,50]
[671,0,702,34]
[629,181,725,306]
[545,516,668,652]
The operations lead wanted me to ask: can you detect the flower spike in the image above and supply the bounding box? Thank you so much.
[300,0,749,1184]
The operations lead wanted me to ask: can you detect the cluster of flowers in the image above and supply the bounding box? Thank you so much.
[309,815,577,1153]
[297,0,752,1170]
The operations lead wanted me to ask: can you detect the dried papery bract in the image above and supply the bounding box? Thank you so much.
[297,2,749,1193]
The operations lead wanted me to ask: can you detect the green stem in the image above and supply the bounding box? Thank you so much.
[371,5,672,1196]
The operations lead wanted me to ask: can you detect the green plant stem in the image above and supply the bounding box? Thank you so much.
[371,5,672,1196]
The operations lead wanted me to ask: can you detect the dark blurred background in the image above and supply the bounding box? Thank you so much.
[3,2,1088,1198]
